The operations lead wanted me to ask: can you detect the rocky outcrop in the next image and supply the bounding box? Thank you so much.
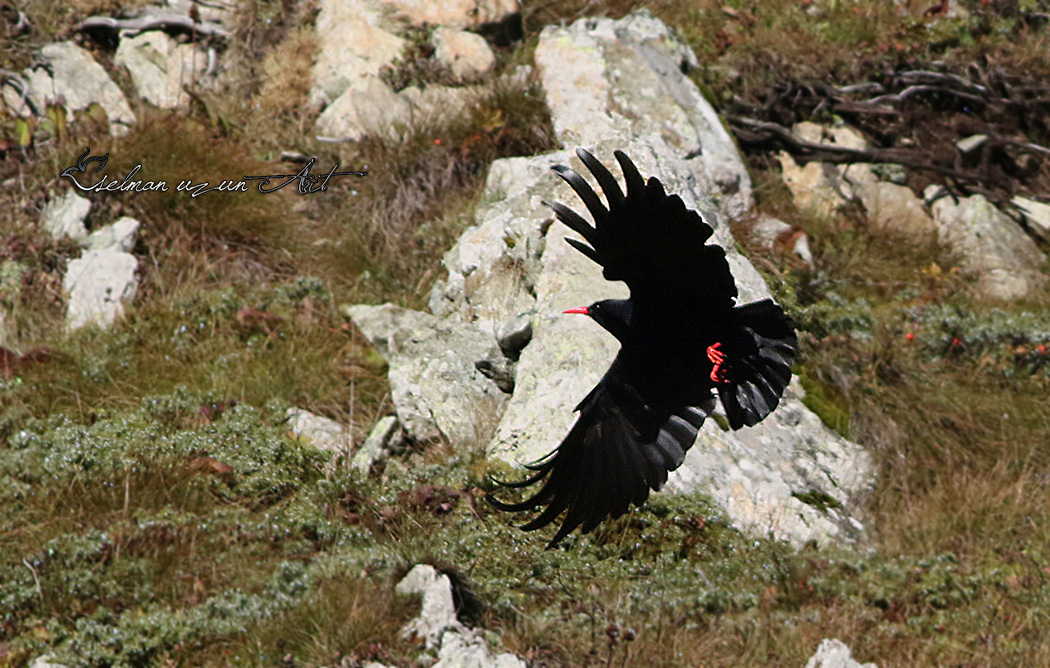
[2,41,135,136]
[286,408,349,457]
[310,0,507,141]
[350,10,874,547]
[778,121,936,237]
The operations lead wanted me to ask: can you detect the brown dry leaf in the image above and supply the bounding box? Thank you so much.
[0,345,55,378]
[190,456,235,482]
[234,306,284,334]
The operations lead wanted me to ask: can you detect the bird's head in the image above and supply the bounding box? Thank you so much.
[563,298,632,342]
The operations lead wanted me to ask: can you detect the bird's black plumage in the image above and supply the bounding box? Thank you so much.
[490,149,798,547]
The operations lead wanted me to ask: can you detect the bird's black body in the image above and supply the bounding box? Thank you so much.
[490,149,798,546]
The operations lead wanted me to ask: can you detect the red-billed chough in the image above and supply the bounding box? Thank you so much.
[490,148,798,547]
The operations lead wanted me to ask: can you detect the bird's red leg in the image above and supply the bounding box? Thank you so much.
[707,342,726,383]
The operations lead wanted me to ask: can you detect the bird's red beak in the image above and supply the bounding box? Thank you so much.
[563,306,589,315]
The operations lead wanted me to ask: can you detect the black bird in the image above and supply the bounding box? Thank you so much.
[489,148,798,547]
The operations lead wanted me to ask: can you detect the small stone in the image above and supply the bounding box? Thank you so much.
[379,0,519,29]
[15,41,135,135]
[352,415,400,474]
[855,182,935,236]
[114,31,206,110]
[751,215,792,249]
[396,564,527,667]
[956,134,988,154]
[804,638,878,668]
[1012,196,1050,243]
[792,232,813,263]
[28,655,69,668]
[286,408,348,456]
[315,76,409,141]
[497,313,532,360]
[432,27,495,79]
[309,2,405,107]
[777,153,848,216]
[42,191,91,241]
[474,358,515,393]
[926,187,1046,300]
[63,249,138,330]
[396,565,460,649]
[84,216,140,252]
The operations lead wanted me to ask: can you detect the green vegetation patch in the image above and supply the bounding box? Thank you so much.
[2,1,1050,666]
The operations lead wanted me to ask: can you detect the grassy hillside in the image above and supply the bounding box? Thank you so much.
[2,1,1049,666]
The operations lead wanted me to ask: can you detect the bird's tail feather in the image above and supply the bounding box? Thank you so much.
[718,299,798,430]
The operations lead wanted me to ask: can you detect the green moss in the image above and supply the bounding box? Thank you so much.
[792,490,842,512]
[798,370,851,438]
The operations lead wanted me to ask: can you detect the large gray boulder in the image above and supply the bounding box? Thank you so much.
[534,11,752,220]
[58,214,142,331]
[356,10,873,547]
[476,12,871,547]
[344,304,508,450]
[432,27,496,80]
[926,188,1046,300]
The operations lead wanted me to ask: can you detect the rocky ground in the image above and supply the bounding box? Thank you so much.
[1,1,1049,667]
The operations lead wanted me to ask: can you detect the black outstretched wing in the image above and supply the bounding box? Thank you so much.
[548,148,798,427]
[545,148,737,312]
[718,299,799,429]
[490,358,714,547]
